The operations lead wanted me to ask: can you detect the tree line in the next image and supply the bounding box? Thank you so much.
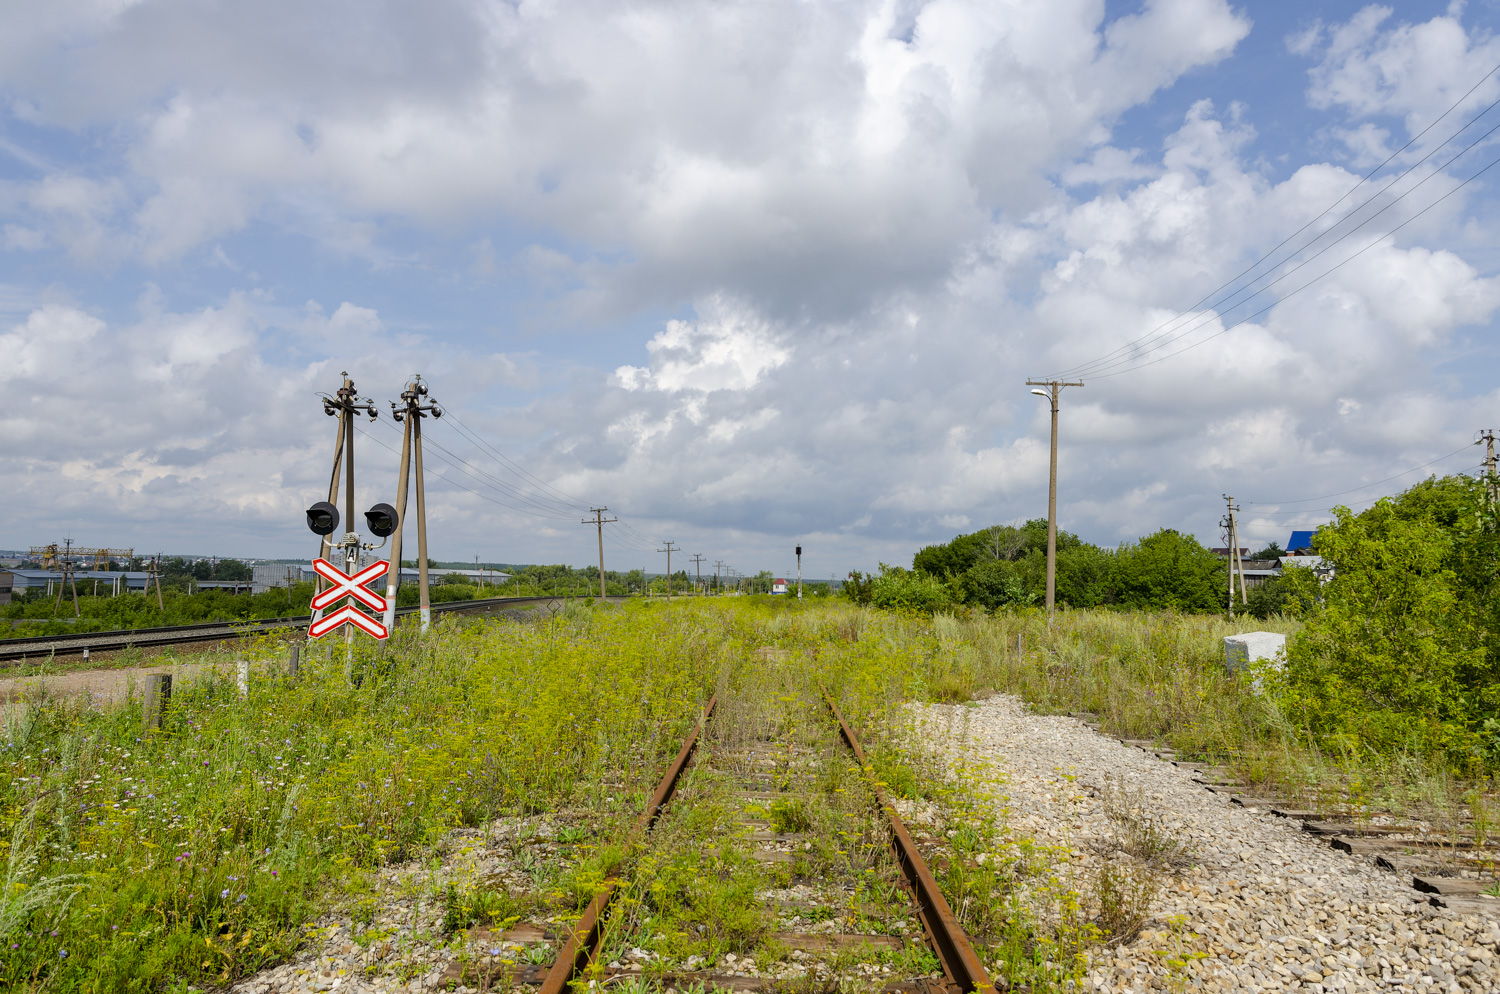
[844,518,1287,615]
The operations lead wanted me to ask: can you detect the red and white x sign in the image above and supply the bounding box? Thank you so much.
[308,558,390,640]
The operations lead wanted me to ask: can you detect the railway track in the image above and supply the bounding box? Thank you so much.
[476,687,992,994]
[0,595,629,662]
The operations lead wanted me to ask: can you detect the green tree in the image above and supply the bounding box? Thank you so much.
[1112,529,1224,612]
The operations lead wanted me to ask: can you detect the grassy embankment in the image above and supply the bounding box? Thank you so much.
[0,599,1120,993]
[928,609,1496,833]
[7,598,1480,992]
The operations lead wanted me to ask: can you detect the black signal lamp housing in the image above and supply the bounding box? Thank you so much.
[306,501,340,536]
[365,502,400,538]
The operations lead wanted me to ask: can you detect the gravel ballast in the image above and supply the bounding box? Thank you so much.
[913,694,1500,993]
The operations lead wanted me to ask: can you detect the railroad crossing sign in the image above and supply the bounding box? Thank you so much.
[308,558,390,640]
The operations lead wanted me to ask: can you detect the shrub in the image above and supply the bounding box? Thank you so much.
[866,564,954,614]
[1281,475,1500,769]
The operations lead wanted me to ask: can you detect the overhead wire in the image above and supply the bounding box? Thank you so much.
[434,408,594,511]
[1049,58,1500,380]
[355,421,581,521]
[391,404,666,555]
[1090,147,1500,378]
[1242,443,1475,505]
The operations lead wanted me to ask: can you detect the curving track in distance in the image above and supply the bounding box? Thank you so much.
[0,595,630,663]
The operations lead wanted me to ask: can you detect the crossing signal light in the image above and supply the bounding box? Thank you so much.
[306,501,340,536]
[364,502,399,538]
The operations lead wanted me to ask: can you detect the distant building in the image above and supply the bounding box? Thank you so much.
[0,570,151,605]
[1286,530,1317,554]
[772,578,788,594]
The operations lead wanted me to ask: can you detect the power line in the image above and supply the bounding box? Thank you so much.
[1052,57,1500,380]
[1245,462,1488,517]
[1243,444,1474,505]
[1090,146,1500,379]
[435,407,594,510]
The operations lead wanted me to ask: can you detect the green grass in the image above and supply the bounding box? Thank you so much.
[13,597,1451,992]
[0,603,711,990]
[927,609,1494,825]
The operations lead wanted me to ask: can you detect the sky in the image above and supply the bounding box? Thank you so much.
[5,0,1500,580]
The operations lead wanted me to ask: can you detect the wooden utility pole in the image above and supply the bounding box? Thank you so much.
[658,541,678,602]
[1478,429,1498,505]
[383,375,441,632]
[52,537,80,618]
[312,382,348,629]
[1223,494,1247,617]
[317,373,380,661]
[582,507,617,598]
[689,553,705,595]
[713,560,725,596]
[1025,379,1084,616]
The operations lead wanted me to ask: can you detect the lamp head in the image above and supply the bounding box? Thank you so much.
[305,501,340,536]
[364,502,400,538]
[1030,389,1049,398]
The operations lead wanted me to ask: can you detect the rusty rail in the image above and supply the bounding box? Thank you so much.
[538,694,717,994]
[823,690,993,994]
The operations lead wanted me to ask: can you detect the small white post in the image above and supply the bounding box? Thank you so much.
[236,658,249,699]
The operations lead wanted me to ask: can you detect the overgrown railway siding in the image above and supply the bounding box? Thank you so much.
[524,683,992,993]
[1084,714,1500,915]
[913,695,1500,993]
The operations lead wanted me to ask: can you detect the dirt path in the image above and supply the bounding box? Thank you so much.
[0,660,228,705]
[915,694,1499,994]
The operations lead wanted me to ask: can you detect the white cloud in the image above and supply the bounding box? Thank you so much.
[1304,4,1500,143]
[1,1,1498,570]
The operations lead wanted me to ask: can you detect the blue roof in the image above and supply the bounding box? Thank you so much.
[1287,530,1316,552]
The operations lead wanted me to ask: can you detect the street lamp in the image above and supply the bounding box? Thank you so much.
[1026,378,1083,616]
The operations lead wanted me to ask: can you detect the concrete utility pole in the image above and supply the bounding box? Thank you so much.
[384,375,441,632]
[1223,494,1247,617]
[582,507,617,598]
[658,541,678,602]
[713,560,725,596]
[689,553,705,595]
[795,544,803,600]
[1478,429,1498,505]
[1026,378,1084,617]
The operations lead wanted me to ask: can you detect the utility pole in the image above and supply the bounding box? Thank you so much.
[383,375,440,632]
[658,541,678,602]
[52,537,80,618]
[1222,494,1247,617]
[319,374,380,661]
[1478,429,1498,505]
[1026,378,1084,617]
[689,553,705,596]
[713,560,725,596]
[150,554,164,609]
[582,507,618,598]
[795,544,802,600]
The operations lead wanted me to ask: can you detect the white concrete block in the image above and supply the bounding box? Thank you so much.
[1224,631,1286,674]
